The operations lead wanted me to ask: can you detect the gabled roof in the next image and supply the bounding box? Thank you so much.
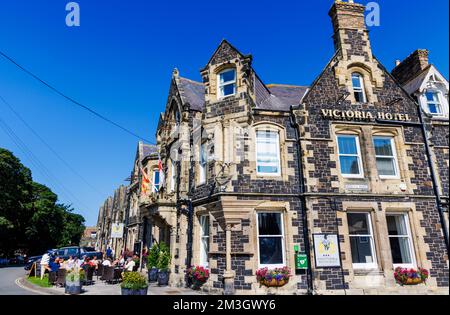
[402,64,449,95]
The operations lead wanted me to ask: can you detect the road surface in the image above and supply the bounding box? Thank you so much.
[0,266,37,295]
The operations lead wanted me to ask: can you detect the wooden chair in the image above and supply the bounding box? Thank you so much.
[83,267,94,285]
[102,266,114,284]
[96,264,103,280]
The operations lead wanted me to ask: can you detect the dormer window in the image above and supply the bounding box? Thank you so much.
[218,69,236,98]
[425,91,443,116]
[352,73,366,103]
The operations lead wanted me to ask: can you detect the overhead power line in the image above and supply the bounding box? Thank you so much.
[0,116,93,217]
[0,49,153,144]
[0,93,106,197]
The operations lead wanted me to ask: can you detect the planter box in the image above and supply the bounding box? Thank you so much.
[65,283,82,295]
[157,270,170,286]
[148,268,158,282]
[121,287,148,295]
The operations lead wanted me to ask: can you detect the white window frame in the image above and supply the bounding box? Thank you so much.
[199,143,207,185]
[256,129,282,177]
[347,212,378,270]
[170,160,176,192]
[199,215,210,267]
[336,135,364,179]
[256,212,286,269]
[424,90,444,117]
[152,169,160,193]
[373,136,400,179]
[352,73,367,103]
[386,213,416,269]
[217,68,236,99]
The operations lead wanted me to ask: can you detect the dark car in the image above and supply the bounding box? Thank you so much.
[55,246,103,260]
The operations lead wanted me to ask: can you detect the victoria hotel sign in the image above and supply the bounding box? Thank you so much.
[321,109,412,122]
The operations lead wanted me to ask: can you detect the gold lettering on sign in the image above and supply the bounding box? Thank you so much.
[320,109,411,122]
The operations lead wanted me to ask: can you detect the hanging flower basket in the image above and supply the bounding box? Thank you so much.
[256,267,291,288]
[394,267,429,286]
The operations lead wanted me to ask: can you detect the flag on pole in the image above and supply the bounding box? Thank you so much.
[139,164,151,196]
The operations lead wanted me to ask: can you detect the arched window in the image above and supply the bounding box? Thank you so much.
[351,73,367,103]
[217,68,236,98]
[174,109,181,126]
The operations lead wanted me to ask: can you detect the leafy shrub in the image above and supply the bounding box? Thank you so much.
[156,243,171,271]
[121,272,148,290]
[146,244,160,269]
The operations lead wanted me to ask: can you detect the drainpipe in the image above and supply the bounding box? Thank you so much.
[290,107,314,295]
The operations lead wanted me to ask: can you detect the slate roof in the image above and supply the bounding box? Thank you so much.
[178,77,205,111]
[140,142,158,161]
[176,75,308,112]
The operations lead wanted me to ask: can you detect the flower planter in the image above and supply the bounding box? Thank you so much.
[148,268,158,282]
[405,278,424,285]
[121,287,148,295]
[157,270,170,286]
[191,279,207,290]
[261,279,288,288]
[65,283,82,295]
[394,267,429,286]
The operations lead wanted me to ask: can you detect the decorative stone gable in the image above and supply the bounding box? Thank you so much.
[329,0,384,104]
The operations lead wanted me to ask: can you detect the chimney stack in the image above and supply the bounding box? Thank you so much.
[328,0,373,60]
[392,50,429,85]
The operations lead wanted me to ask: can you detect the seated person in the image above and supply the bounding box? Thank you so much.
[124,257,135,272]
[102,258,112,267]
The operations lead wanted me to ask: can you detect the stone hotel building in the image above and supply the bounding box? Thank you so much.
[97,0,449,294]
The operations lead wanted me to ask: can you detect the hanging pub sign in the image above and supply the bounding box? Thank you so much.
[321,109,411,122]
[111,223,124,238]
[313,234,341,268]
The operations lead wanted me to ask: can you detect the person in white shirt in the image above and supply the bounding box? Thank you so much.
[124,258,135,272]
[102,258,112,267]
[40,252,50,280]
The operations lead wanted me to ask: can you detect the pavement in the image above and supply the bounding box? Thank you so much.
[0,266,204,295]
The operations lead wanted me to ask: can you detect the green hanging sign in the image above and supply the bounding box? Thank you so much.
[294,245,308,270]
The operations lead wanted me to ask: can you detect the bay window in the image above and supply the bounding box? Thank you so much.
[199,143,207,184]
[373,136,399,178]
[386,213,415,269]
[170,160,176,192]
[347,213,377,269]
[256,130,281,176]
[199,215,210,267]
[337,135,364,178]
[218,69,236,98]
[152,169,160,193]
[257,212,285,268]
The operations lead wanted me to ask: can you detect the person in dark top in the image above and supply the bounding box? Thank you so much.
[48,257,60,285]
[106,247,113,259]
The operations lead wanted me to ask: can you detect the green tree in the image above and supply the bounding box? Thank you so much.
[0,148,33,256]
[0,148,86,256]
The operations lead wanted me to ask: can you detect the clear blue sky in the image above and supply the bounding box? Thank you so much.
[0,0,448,226]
